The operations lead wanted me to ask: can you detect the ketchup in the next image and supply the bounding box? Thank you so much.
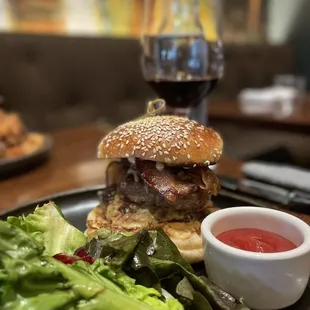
[216,228,297,253]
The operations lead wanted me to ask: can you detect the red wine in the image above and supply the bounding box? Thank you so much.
[147,79,218,108]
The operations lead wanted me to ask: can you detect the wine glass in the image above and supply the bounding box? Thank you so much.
[140,0,224,125]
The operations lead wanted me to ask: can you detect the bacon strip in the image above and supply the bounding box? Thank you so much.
[135,160,197,202]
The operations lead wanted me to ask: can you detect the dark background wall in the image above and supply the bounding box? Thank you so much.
[288,0,310,89]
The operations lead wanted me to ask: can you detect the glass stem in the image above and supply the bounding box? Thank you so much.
[189,99,207,125]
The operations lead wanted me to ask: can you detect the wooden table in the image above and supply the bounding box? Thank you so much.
[0,124,309,224]
[0,125,107,210]
[209,99,310,133]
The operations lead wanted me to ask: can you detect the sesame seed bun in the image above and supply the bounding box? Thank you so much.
[98,116,223,166]
[86,207,205,263]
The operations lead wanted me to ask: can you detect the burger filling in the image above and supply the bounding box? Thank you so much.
[93,158,220,232]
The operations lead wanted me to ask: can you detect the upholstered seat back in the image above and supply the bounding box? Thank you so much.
[0,33,293,131]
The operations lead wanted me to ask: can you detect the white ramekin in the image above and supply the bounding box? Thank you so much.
[201,207,310,310]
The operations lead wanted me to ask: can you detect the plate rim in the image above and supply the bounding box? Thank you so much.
[0,184,106,216]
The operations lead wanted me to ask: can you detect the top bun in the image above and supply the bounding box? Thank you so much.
[98,115,223,166]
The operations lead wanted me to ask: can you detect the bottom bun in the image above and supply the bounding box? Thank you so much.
[162,221,203,263]
[86,207,204,264]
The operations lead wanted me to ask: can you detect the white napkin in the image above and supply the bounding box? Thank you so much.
[238,86,298,116]
[242,161,310,192]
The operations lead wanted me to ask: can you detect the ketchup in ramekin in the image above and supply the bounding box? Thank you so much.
[216,228,297,253]
[201,207,310,310]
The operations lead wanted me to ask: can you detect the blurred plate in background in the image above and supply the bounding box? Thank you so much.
[0,134,53,179]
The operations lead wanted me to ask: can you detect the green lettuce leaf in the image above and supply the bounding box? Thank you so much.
[83,259,182,310]
[0,221,43,260]
[0,217,183,310]
[2,291,77,310]
[1,255,158,310]
[7,202,86,256]
[0,251,182,310]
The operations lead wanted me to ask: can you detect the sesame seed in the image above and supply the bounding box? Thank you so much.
[104,116,217,163]
[125,153,129,157]
[187,154,191,159]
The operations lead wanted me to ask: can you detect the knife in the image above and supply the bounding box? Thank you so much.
[219,176,310,213]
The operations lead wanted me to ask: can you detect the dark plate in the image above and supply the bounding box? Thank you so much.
[0,134,53,179]
[0,186,309,309]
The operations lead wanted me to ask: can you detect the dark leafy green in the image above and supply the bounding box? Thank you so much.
[87,228,250,310]
[86,228,143,266]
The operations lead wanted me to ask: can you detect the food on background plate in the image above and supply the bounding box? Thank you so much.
[0,202,249,310]
[0,108,44,159]
[87,112,223,263]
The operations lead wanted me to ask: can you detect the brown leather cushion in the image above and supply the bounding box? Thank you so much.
[0,34,153,131]
[0,33,293,131]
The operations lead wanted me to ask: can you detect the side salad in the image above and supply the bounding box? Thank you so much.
[0,202,250,310]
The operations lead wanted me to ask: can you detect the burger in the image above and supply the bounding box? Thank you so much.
[87,115,223,263]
